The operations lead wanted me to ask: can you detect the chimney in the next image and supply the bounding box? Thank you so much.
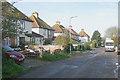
[32,12,39,18]
[56,21,60,25]
[81,29,84,31]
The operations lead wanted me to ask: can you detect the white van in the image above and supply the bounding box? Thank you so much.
[105,39,114,52]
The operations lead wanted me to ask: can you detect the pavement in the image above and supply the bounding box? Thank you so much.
[18,47,118,78]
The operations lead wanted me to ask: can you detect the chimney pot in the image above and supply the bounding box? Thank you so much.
[81,29,84,31]
[32,12,39,18]
[56,21,60,25]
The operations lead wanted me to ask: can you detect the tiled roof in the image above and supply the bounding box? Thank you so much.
[29,15,54,31]
[79,29,89,37]
[68,28,79,36]
[52,24,69,34]
[2,2,33,22]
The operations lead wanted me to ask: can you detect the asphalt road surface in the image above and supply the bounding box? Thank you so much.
[18,47,118,78]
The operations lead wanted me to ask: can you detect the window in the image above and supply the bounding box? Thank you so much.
[49,30,51,37]
[20,20,25,29]
[44,29,46,35]
[106,42,114,46]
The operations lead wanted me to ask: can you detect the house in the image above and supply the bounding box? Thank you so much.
[29,12,54,41]
[67,27,80,43]
[25,32,44,45]
[2,2,43,46]
[52,21,69,38]
[79,29,90,43]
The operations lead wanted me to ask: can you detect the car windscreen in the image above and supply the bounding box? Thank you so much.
[3,46,14,52]
[106,42,114,46]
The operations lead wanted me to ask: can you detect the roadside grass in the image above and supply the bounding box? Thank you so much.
[2,59,23,78]
[26,52,76,61]
[26,49,92,61]
[41,52,76,61]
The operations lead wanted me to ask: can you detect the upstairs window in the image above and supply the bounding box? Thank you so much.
[20,20,25,29]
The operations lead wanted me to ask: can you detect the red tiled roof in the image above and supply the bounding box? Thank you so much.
[79,29,89,37]
[67,28,79,36]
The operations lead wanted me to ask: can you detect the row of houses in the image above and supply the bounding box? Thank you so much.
[52,21,90,43]
[2,2,90,47]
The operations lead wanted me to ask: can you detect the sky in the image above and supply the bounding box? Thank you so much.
[7,0,118,37]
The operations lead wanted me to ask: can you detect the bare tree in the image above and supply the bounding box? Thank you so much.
[104,26,118,46]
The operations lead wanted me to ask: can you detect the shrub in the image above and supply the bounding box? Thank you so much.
[77,44,84,51]
[92,40,97,48]
[64,44,74,53]
[84,43,90,50]
[54,35,69,46]
[77,42,91,51]
[44,39,51,45]
[54,35,74,53]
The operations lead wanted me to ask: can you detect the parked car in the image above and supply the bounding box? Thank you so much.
[101,43,105,47]
[117,44,120,55]
[2,45,25,64]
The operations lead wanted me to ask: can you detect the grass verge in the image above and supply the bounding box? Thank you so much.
[2,59,23,78]
[26,52,76,61]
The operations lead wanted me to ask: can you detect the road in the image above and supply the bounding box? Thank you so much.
[18,47,118,78]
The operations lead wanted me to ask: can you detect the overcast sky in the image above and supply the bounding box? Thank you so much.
[7,0,118,37]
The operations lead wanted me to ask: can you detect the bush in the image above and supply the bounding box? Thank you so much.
[84,43,90,50]
[63,44,74,53]
[77,44,84,51]
[44,39,51,45]
[2,52,23,78]
[92,40,97,48]
[54,35,74,53]
[77,42,91,51]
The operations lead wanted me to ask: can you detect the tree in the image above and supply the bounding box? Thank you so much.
[54,35,74,53]
[54,35,70,46]
[2,2,23,39]
[91,30,102,46]
[105,26,118,46]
